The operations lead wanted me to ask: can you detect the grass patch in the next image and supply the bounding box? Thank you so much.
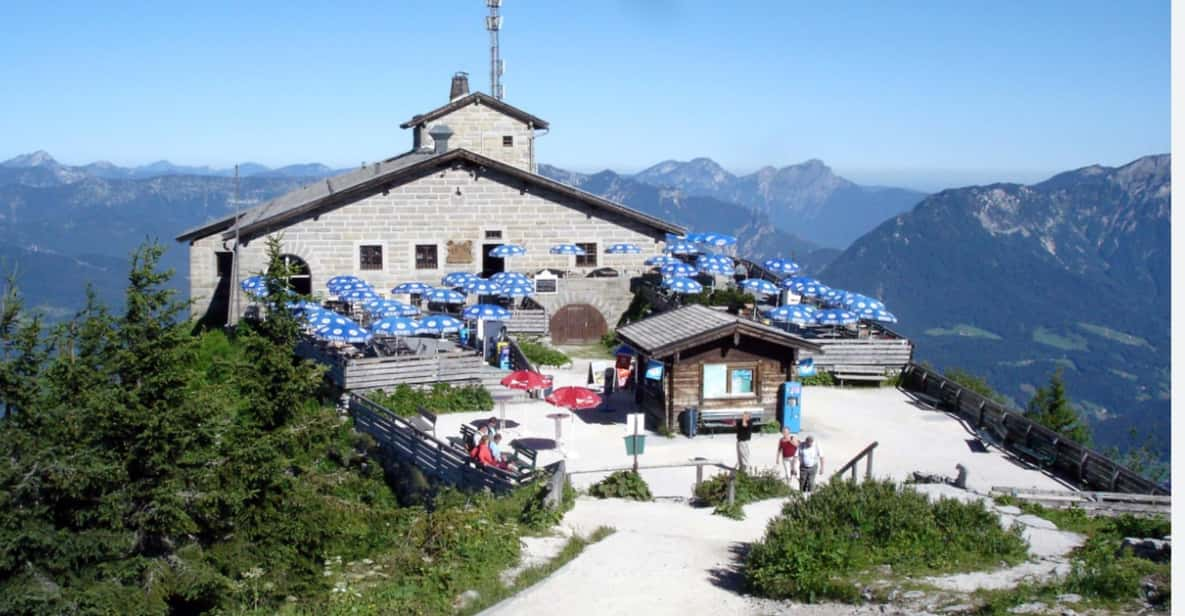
[588,470,653,501]
[1032,327,1088,351]
[799,371,836,386]
[1076,322,1152,348]
[517,338,572,367]
[924,324,1002,340]
[694,469,792,519]
[368,382,494,417]
[554,343,616,359]
[745,480,1028,603]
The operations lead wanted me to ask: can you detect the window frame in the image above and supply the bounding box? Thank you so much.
[414,243,439,271]
[358,243,384,271]
[700,361,759,401]
[574,242,598,268]
[502,135,514,147]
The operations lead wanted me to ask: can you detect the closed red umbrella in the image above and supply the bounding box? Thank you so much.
[500,370,549,391]
[545,386,602,410]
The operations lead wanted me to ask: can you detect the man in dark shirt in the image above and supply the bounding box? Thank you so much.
[736,411,752,473]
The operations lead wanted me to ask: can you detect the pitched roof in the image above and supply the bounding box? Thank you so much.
[616,304,821,358]
[399,92,550,130]
[176,148,683,243]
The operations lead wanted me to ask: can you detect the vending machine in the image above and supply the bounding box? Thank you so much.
[779,381,802,433]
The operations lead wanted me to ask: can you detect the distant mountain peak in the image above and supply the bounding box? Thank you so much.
[2,150,58,168]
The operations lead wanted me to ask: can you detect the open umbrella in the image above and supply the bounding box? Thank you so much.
[855,307,898,323]
[663,276,703,294]
[391,281,433,295]
[820,288,852,307]
[327,274,363,288]
[364,299,420,318]
[842,294,886,312]
[299,308,337,326]
[341,288,379,302]
[462,277,503,295]
[550,244,586,256]
[241,275,268,297]
[739,278,779,296]
[660,262,695,278]
[307,313,356,330]
[462,303,512,320]
[764,304,816,326]
[664,241,700,255]
[286,300,322,315]
[812,308,858,327]
[762,258,801,277]
[491,271,529,286]
[499,282,536,298]
[369,316,420,336]
[782,276,830,298]
[488,244,526,258]
[330,280,373,295]
[422,287,465,304]
[501,370,549,391]
[699,233,737,248]
[696,254,734,275]
[315,323,373,343]
[605,243,642,254]
[416,314,463,334]
[442,271,477,287]
[644,255,677,267]
[546,386,602,410]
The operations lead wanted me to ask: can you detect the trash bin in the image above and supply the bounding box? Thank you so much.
[624,434,646,455]
[680,406,699,438]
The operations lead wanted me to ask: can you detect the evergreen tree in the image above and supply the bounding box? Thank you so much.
[1026,369,1091,445]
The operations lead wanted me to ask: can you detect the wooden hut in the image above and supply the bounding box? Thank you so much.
[616,305,822,432]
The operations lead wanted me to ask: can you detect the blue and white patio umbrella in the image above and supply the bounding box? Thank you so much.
[315,322,373,344]
[442,271,477,287]
[812,308,859,327]
[699,233,737,248]
[286,300,322,315]
[299,308,337,326]
[762,258,801,277]
[820,288,852,307]
[764,304,817,326]
[781,276,830,298]
[369,316,420,336]
[307,313,355,330]
[462,303,512,320]
[491,271,529,286]
[605,243,642,254]
[331,280,373,295]
[391,281,433,295]
[241,275,268,297]
[422,287,466,304]
[417,314,463,334]
[843,294,886,312]
[683,232,709,243]
[488,244,526,258]
[462,277,503,295]
[550,244,586,256]
[663,276,703,294]
[739,278,779,296]
[327,275,363,290]
[664,241,700,255]
[697,253,734,270]
[660,262,696,278]
[855,307,898,323]
[697,260,734,276]
[342,288,379,302]
[500,282,536,298]
[364,299,420,318]
[644,254,678,267]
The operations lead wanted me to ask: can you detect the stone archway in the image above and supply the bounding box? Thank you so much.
[549,304,608,344]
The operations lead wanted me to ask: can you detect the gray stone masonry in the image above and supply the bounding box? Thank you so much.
[414,102,535,171]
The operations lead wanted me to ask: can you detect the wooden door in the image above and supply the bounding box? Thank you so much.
[549,304,607,344]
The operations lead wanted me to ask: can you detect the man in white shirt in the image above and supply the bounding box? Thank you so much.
[797,435,824,493]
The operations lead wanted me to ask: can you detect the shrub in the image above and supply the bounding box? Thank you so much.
[600,332,619,353]
[799,371,835,386]
[588,470,653,501]
[694,469,792,519]
[369,382,494,417]
[518,339,571,367]
[745,479,1028,602]
[760,421,781,434]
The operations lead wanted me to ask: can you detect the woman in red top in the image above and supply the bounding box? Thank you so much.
[471,435,498,467]
[775,428,799,485]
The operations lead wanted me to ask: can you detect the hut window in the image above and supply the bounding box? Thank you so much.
[575,242,597,267]
[415,244,438,270]
[359,245,383,271]
[502,135,514,147]
[703,363,757,398]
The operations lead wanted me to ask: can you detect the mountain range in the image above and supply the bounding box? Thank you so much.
[820,154,1171,458]
[0,150,345,187]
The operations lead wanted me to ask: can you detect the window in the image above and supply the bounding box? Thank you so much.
[502,135,514,147]
[359,244,383,271]
[215,251,233,277]
[575,242,597,267]
[534,278,557,294]
[415,244,438,270]
[484,229,503,240]
[702,363,757,399]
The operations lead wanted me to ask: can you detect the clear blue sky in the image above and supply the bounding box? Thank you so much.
[0,1,1169,190]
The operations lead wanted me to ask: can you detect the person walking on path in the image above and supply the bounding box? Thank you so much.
[775,429,799,485]
[797,435,823,492]
[736,412,753,473]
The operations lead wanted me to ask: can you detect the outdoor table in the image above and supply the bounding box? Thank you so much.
[546,412,570,443]
[492,392,516,432]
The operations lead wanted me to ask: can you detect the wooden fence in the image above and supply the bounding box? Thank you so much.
[800,338,914,376]
[297,340,485,391]
[506,309,549,335]
[900,363,1168,495]
[349,393,523,493]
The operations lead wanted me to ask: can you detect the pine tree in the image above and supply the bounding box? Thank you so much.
[1026,369,1091,445]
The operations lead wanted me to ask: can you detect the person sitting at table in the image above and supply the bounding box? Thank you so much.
[490,433,517,471]
[470,435,497,467]
[485,417,499,436]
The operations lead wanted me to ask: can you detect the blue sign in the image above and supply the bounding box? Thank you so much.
[644,359,664,381]
[797,358,816,377]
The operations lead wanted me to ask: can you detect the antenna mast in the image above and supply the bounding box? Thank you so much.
[486,0,504,99]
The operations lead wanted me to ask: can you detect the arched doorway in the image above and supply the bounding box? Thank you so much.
[549,304,608,344]
[269,254,312,296]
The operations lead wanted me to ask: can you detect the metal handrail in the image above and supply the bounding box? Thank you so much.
[832,441,879,483]
[566,459,741,504]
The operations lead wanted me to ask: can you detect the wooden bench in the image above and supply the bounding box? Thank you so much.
[1012,436,1058,469]
[409,406,437,438]
[698,407,767,433]
[831,365,887,384]
[511,444,538,475]
[456,424,479,452]
[975,421,1006,449]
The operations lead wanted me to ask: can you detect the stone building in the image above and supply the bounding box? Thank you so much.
[176,74,684,342]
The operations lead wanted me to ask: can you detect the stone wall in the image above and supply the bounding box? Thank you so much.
[412,102,535,171]
[186,161,666,328]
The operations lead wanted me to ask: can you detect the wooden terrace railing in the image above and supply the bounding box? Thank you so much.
[832,441,879,483]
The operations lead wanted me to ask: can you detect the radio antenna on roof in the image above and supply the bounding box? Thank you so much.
[486,0,504,99]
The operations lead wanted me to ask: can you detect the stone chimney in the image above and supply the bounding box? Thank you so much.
[428,124,454,154]
[449,72,470,101]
